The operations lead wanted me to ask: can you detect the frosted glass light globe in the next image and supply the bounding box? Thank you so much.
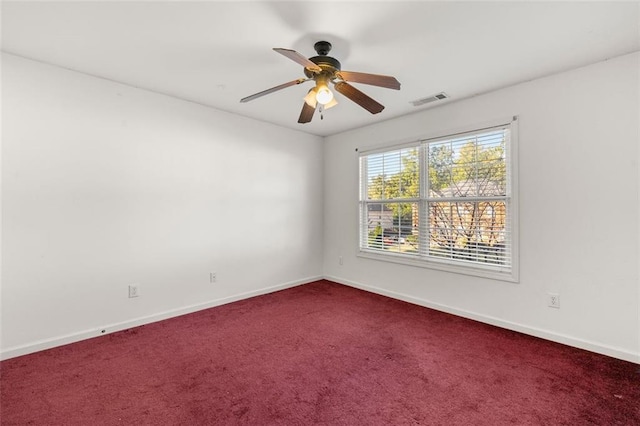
[315,86,334,105]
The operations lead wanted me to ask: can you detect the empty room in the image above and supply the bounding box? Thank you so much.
[1,1,639,424]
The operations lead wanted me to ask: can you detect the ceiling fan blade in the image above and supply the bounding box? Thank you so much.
[240,78,307,103]
[298,101,315,123]
[273,48,322,73]
[334,81,385,114]
[337,71,401,90]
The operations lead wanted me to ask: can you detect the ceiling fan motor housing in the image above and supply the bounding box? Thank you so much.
[304,41,341,79]
[305,56,341,77]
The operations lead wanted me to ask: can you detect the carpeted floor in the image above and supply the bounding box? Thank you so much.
[1,280,638,425]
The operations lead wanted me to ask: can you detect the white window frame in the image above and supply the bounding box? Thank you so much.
[358,117,519,283]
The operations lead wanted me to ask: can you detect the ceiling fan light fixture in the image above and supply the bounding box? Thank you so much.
[304,88,318,107]
[315,84,334,105]
[323,97,338,110]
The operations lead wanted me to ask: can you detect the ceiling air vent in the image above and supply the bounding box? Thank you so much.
[410,92,449,107]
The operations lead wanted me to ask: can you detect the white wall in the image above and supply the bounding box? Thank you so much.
[323,52,640,363]
[1,54,324,359]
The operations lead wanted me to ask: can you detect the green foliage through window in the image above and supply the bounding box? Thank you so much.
[359,124,514,276]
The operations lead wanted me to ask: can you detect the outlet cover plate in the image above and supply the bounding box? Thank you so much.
[128,284,140,298]
[547,293,560,308]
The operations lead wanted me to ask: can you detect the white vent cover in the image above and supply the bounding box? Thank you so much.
[410,92,448,107]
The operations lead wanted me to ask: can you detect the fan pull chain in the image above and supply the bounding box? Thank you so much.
[320,105,324,120]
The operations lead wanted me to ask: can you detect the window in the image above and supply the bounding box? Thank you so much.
[359,118,518,281]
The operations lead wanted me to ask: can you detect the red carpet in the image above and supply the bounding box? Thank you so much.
[1,280,638,425]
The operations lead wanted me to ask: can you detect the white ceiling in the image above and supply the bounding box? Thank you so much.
[2,1,639,137]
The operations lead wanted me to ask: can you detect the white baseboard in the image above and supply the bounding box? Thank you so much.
[1,275,322,361]
[4,274,637,364]
[324,274,640,364]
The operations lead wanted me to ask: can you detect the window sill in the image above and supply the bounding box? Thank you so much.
[357,249,519,283]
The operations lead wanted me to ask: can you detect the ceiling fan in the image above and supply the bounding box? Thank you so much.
[240,41,401,124]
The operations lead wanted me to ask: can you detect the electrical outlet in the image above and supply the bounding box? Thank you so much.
[128,284,140,298]
[548,293,560,308]
[210,272,217,283]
